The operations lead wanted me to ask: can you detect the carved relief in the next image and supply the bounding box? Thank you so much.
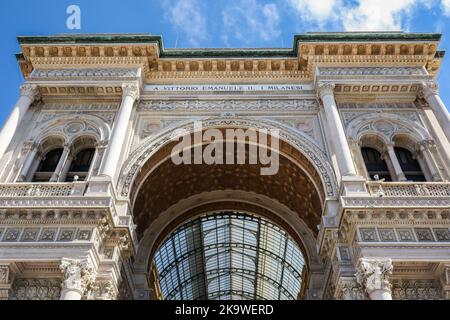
[138,99,319,112]
[356,258,393,296]
[60,259,96,297]
[9,279,60,300]
[335,278,367,300]
[392,279,442,300]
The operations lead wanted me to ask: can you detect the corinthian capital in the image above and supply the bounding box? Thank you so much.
[356,258,393,295]
[60,258,96,295]
[420,81,439,99]
[122,82,140,100]
[317,82,336,100]
[19,84,40,101]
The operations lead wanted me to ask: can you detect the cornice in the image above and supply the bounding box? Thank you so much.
[15,32,444,82]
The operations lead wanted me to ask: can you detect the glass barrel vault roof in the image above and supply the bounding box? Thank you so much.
[153,212,305,300]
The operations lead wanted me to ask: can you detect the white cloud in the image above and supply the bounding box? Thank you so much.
[222,0,281,46]
[161,0,208,46]
[289,0,440,31]
[288,0,342,26]
[342,0,423,31]
[443,0,450,15]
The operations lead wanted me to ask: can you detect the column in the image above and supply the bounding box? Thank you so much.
[99,83,139,179]
[17,142,39,182]
[59,155,74,182]
[417,140,440,181]
[384,144,407,181]
[50,143,71,182]
[318,82,357,176]
[349,139,369,178]
[25,153,44,182]
[0,264,14,300]
[421,81,450,143]
[59,258,96,300]
[0,84,40,159]
[356,258,393,300]
[441,265,450,300]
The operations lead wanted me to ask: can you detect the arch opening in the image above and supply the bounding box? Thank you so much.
[130,127,327,299]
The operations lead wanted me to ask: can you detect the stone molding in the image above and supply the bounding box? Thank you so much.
[317,66,428,77]
[30,68,140,80]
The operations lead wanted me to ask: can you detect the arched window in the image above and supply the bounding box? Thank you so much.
[394,147,426,181]
[65,148,95,182]
[361,147,392,181]
[32,148,63,182]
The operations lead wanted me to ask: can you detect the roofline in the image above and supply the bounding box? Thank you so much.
[17,32,442,59]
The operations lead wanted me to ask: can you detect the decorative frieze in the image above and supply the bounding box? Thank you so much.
[9,278,61,300]
[392,279,442,300]
[138,99,319,112]
[317,66,427,77]
[0,226,94,243]
[30,68,140,80]
[357,227,450,243]
[335,278,367,300]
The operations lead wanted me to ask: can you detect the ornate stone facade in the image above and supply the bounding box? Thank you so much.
[0,32,449,300]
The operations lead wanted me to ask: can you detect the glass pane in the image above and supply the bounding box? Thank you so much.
[153,212,305,300]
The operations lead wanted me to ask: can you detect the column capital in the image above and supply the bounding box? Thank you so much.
[19,84,40,101]
[60,258,96,296]
[317,82,336,100]
[20,140,38,154]
[384,142,395,152]
[122,82,140,100]
[95,140,109,149]
[0,264,13,285]
[356,258,393,297]
[417,139,436,150]
[420,81,439,99]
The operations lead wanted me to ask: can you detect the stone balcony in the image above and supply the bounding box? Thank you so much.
[0,181,138,248]
[366,181,450,197]
[0,182,86,197]
[341,181,450,209]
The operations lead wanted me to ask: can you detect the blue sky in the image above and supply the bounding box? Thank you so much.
[0,0,449,128]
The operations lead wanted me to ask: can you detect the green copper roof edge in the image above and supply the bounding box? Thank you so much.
[17,32,442,59]
[293,32,442,43]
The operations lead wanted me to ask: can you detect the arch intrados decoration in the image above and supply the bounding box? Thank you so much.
[132,153,323,240]
[119,117,338,201]
[70,135,98,154]
[129,135,326,209]
[347,113,431,144]
[32,114,110,144]
[134,190,322,272]
[38,135,65,154]
[392,133,420,153]
[359,133,388,154]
